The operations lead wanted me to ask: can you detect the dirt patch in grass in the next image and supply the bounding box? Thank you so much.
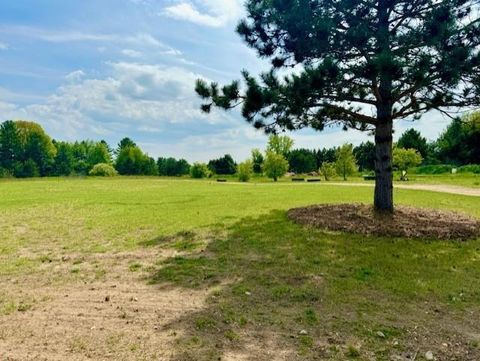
[287,204,480,240]
[0,248,212,361]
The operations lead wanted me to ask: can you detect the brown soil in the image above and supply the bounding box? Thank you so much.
[287,204,480,240]
[0,249,211,361]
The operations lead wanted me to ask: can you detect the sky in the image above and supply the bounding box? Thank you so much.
[0,0,454,162]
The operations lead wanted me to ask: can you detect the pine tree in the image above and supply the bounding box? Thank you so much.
[196,0,480,212]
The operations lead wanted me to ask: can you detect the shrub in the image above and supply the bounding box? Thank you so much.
[0,167,13,178]
[457,164,480,174]
[414,164,452,174]
[190,163,209,179]
[14,159,40,178]
[320,162,336,181]
[89,163,118,177]
[237,160,253,182]
[393,148,423,180]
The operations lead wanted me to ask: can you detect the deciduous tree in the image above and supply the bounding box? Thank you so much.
[335,144,358,181]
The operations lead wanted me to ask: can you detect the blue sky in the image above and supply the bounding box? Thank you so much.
[0,0,452,161]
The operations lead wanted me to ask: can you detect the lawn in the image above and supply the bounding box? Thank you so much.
[0,177,479,360]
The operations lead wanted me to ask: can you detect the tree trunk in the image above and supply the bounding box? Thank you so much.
[374,120,393,212]
[374,3,394,213]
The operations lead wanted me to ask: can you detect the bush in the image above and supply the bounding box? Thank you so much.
[393,148,423,180]
[190,163,209,179]
[457,164,480,174]
[89,163,118,177]
[320,162,336,181]
[237,160,253,182]
[0,167,13,178]
[413,164,453,174]
[13,159,40,178]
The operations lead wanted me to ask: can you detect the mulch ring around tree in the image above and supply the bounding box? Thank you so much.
[287,204,480,241]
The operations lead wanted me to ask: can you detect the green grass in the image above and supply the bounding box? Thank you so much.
[1,177,479,359]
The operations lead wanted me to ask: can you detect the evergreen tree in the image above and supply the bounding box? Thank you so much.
[436,113,480,165]
[116,137,136,154]
[0,120,21,172]
[54,142,75,176]
[251,148,264,173]
[397,129,428,159]
[353,141,376,171]
[288,149,317,173]
[196,0,480,212]
[315,148,337,168]
[208,154,237,175]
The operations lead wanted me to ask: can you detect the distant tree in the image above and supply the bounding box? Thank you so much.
[251,148,264,173]
[335,144,358,181]
[158,157,191,176]
[0,120,21,172]
[266,135,294,157]
[237,160,253,182]
[158,157,176,176]
[393,148,423,181]
[208,154,236,175]
[15,121,56,176]
[263,150,289,182]
[100,139,114,156]
[353,142,376,172]
[315,148,337,168]
[117,137,136,154]
[288,149,317,173]
[190,162,210,179]
[196,0,480,212]
[54,142,75,176]
[115,145,153,175]
[176,159,191,176]
[397,129,428,159]
[71,141,91,174]
[142,157,159,176]
[437,113,480,165]
[320,162,337,181]
[14,158,39,178]
[87,142,112,169]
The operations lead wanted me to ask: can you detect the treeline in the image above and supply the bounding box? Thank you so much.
[0,120,185,178]
[0,112,479,179]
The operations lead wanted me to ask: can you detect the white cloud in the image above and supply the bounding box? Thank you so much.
[65,70,86,82]
[2,62,234,142]
[0,26,181,54]
[163,0,244,27]
[122,49,143,58]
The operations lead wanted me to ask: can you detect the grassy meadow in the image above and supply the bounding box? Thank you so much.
[1,177,480,360]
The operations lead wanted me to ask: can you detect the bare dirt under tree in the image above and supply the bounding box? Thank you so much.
[287,204,480,241]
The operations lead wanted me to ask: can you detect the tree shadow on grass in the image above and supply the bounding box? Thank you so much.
[145,210,480,360]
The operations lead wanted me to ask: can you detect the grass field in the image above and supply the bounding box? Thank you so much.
[1,177,480,360]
